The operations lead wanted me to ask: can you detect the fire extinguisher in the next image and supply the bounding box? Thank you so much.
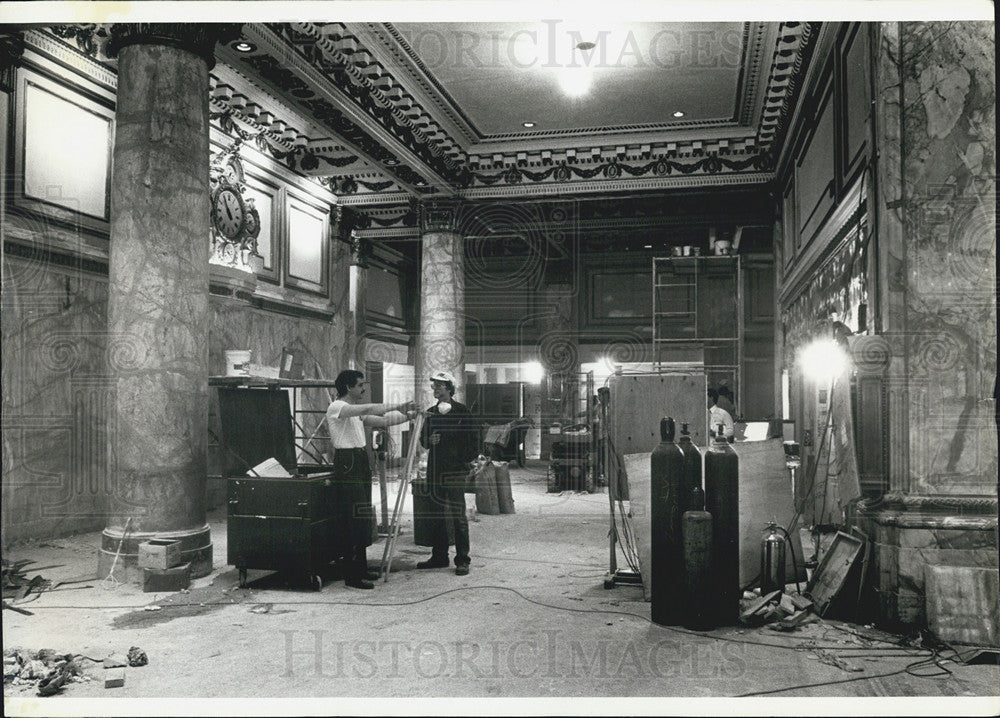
[760,521,803,596]
[760,521,787,595]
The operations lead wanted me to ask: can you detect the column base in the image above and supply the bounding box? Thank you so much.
[855,494,998,629]
[97,524,213,584]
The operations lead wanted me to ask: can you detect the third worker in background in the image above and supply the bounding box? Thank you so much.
[418,371,480,576]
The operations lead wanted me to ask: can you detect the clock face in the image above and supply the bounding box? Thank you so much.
[212,187,245,240]
[223,157,244,186]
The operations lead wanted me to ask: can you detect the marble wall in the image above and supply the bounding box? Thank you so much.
[898,21,997,496]
[858,21,997,628]
[1,250,350,543]
[2,255,112,544]
[206,296,348,505]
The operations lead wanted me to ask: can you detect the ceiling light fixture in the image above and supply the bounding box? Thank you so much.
[558,67,591,97]
[232,41,256,53]
[384,158,399,166]
[522,121,535,129]
[672,111,685,118]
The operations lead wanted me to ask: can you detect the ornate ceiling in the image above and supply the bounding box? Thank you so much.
[27,20,820,237]
[211,21,818,206]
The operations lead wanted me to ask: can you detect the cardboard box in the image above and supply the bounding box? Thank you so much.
[138,539,181,570]
[142,562,191,593]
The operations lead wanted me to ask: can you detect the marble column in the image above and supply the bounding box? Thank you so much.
[98,25,238,581]
[538,284,578,420]
[415,199,466,411]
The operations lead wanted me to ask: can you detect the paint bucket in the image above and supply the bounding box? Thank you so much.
[224,349,252,377]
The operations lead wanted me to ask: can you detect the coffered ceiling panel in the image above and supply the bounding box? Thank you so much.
[390,22,751,138]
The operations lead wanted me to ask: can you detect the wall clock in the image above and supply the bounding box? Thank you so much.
[212,185,246,241]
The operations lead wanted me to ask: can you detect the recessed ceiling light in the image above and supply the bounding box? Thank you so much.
[558,68,591,97]
[643,244,652,249]
[672,111,685,118]
[522,121,535,129]
[233,41,256,53]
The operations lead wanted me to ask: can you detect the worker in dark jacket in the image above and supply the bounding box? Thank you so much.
[418,371,480,575]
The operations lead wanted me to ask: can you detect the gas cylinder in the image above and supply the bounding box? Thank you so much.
[760,521,787,596]
[681,484,713,630]
[676,423,702,514]
[704,423,740,626]
[650,416,684,626]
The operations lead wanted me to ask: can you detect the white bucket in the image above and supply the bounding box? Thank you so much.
[224,349,252,377]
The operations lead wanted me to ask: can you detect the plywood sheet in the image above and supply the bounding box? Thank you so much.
[622,437,805,600]
[731,438,806,586]
[609,374,708,454]
[623,452,652,601]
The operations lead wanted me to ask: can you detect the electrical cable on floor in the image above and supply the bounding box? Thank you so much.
[26,583,936,656]
[29,582,956,693]
[735,656,938,697]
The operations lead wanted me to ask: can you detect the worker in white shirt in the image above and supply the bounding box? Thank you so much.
[708,387,735,443]
[326,369,415,589]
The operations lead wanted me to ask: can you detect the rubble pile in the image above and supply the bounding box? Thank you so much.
[739,587,817,631]
[3,646,150,696]
[3,649,90,696]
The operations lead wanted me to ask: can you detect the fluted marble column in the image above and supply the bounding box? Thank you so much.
[415,200,466,411]
[98,25,238,581]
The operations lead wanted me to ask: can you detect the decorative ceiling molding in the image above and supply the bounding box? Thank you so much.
[753,22,817,153]
[460,171,772,200]
[373,22,776,143]
[353,22,480,147]
[25,21,822,208]
[221,23,459,196]
[25,28,118,89]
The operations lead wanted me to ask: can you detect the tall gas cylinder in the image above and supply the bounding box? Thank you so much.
[704,424,740,625]
[681,484,714,630]
[650,416,685,626]
[760,522,786,595]
[676,423,702,513]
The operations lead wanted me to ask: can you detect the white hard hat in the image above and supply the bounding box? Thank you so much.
[429,371,456,384]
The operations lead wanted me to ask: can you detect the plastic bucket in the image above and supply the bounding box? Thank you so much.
[224,349,252,376]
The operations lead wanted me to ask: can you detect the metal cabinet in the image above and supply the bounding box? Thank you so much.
[226,477,330,591]
[212,381,339,590]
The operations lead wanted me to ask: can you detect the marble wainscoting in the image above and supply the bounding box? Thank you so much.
[2,254,113,543]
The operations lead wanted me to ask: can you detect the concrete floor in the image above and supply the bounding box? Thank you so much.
[4,461,999,716]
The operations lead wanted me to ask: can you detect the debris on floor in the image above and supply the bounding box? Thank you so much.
[103,667,125,689]
[3,648,93,697]
[739,587,817,630]
[2,558,54,609]
[127,647,149,667]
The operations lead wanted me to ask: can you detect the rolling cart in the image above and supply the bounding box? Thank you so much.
[214,382,338,591]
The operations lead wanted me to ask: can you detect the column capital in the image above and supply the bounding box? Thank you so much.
[416,198,463,234]
[106,23,242,70]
